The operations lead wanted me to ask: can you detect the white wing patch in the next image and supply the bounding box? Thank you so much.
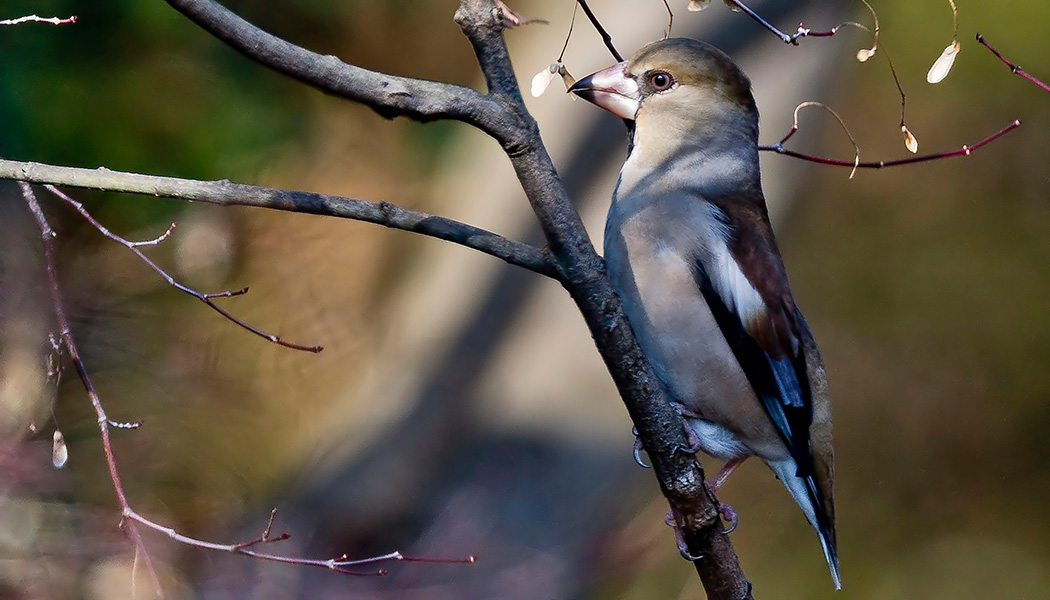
[705,210,766,328]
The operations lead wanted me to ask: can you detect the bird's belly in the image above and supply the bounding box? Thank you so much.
[608,229,787,462]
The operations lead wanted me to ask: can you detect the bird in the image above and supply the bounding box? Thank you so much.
[568,38,840,589]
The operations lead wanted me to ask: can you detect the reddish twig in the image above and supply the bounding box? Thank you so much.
[125,509,476,576]
[760,119,1021,168]
[722,0,860,45]
[19,182,164,597]
[775,102,861,178]
[0,14,77,26]
[20,182,475,590]
[976,33,1050,93]
[43,185,323,353]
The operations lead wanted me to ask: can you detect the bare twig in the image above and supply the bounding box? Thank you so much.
[125,509,476,576]
[761,119,1021,168]
[0,14,76,26]
[775,102,861,179]
[976,33,1050,93]
[575,0,622,61]
[0,160,555,279]
[722,0,853,45]
[19,182,475,589]
[19,182,165,597]
[44,185,322,353]
[43,187,319,353]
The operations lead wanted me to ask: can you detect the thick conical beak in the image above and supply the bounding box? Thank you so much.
[568,61,640,120]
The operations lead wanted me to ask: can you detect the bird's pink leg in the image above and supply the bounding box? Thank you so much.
[707,457,747,534]
[708,457,746,494]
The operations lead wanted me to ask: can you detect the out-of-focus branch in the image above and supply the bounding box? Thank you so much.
[124,508,475,576]
[0,159,556,278]
[43,185,322,352]
[19,182,475,596]
[19,181,164,595]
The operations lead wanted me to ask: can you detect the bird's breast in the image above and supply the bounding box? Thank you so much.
[604,198,788,461]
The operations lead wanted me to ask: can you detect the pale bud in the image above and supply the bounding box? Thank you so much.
[687,0,710,11]
[557,64,576,93]
[901,125,919,154]
[926,41,961,84]
[52,430,68,468]
[856,47,876,62]
[530,63,559,98]
[723,0,742,12]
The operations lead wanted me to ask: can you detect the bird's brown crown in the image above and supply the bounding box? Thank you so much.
[627,38,756,111]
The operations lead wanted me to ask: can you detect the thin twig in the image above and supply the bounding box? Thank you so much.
[575,0,622,61]
[125,509,476,576]
[775,102,861,179]
[20,182,477,585]
[722,0,852,45]
[0,14,77,26]
[661,0,673,39]
[761,119,1021,168]
[44,185,322,353]
[18,182,165,598]
[976,33,1050,93]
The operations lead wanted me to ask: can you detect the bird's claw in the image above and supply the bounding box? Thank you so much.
[633,440,650,468]
[718,502,739,534]
[675,441,704,456]
[631,427,650,468]
[678,543,704,562]
[665,511,704,562]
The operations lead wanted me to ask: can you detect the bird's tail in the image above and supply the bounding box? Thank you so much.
[769,459,841,590]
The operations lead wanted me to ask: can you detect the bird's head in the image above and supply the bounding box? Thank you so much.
[569,38,759,149]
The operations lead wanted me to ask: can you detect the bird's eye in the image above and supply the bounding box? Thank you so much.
[649,71,674,91]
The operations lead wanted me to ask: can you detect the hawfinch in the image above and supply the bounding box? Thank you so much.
[569,38,840,588]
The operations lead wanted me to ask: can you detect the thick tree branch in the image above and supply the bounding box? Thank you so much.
[451,2,751,597]
[0,159,555,278]
[161,0,509,132]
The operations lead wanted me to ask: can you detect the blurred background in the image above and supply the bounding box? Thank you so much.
[1,0,1048,598]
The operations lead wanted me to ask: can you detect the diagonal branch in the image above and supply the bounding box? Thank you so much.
[160,0,506,132]
[976,33,1050,93]
[44,184,323,353]
[0,159,556,278]
[451,2,751,598]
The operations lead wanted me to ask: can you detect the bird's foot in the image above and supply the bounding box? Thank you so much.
[664,511,703,561]
[631,427,650,468]
[715,500,738,534]
[671,402,706,455]
[494,1,548,27]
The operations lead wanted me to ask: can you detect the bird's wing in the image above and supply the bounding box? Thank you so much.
[691,195,815,476]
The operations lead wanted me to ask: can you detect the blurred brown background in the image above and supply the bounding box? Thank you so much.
[1,1,1048,598]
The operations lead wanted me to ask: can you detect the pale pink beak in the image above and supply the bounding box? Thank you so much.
[568,61,641,120]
